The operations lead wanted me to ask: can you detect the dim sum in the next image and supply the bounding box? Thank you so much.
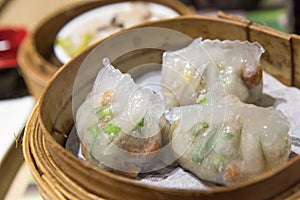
[169,95,291,185]
[161,38,265,108]
[76,58,166,176]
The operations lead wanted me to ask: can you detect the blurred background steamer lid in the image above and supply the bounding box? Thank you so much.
[17,0,194,100]
[54,1,182,64]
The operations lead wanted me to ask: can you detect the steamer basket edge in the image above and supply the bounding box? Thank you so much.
[24,16,300,200]
[17,0,195,100]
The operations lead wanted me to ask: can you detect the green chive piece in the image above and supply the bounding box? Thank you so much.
[183,73,192,82]
[191,122,209,137]
[225,132,234,140]
[96,106,112,120]
[87,124,100,138]
[202,122,209,129]
[192,152,203,164]
[104,124,121,135]
[56,33,93,57]
[192,128,219,164]
[137,118,144,127]
[56,37,74,56]
[72,33,93,56]
[196,97,208,105]
[212,153,225,170]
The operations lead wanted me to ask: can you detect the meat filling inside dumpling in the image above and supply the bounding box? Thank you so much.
[76,58,166,176]
[169,95,291,185]
[161,38,265,109]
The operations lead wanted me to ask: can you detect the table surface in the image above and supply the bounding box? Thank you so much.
[0,0,82,163]
[0,0,81,199]
[0,0,81,30]
[0,0,85,160]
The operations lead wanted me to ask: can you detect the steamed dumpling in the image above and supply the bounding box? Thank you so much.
[161,38,265,108]
[169,95,291,185]
[76,58,165,175]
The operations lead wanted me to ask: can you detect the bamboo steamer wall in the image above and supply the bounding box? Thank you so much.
[17,0,194,100]
[23,15,300,199]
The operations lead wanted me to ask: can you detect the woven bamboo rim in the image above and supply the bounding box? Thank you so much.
[17,0,195,100]
[23,15,300,199]
[23,106,101,199]
[18,37,53,100]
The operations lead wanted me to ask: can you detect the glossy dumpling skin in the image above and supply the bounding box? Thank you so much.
[169,95,291,185]
[161,38,265,108]
[76,58,165,176]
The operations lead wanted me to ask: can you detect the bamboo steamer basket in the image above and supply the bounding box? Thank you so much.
[23,15,300,199]
[17,0,194,100]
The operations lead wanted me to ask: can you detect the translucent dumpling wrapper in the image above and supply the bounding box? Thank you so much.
[161,38,265,108]
[169,95,291,185]
[76,58,166,176]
